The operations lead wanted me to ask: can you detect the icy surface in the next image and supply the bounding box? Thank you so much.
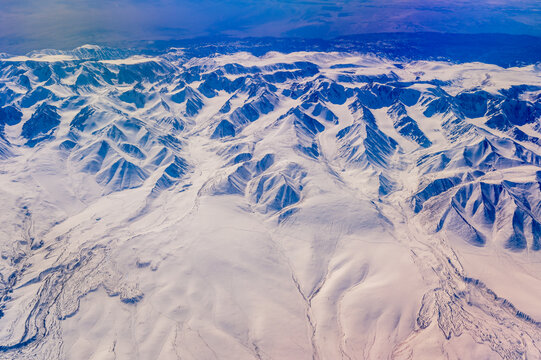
[0,46,540,359]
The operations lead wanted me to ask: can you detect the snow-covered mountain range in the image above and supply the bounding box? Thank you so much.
[0,44,540,359]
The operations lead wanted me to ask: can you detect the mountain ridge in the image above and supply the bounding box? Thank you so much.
[3,32,541,67]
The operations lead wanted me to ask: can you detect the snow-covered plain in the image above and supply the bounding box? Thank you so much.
[0,46,540,359]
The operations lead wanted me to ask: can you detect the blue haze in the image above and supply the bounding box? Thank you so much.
[0,0,540,53]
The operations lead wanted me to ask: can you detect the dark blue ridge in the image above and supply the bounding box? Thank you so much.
[120,143,146,160]
[70,106,95,131]
[164,156,189,179]
[150,148,169,167]
[417,152,452,173]
[311,103,338,123]
[499,85,541,99]
[75,72,100,87]
[450,200,487,246]
[423,96,452,117]
[0,106,22,126]
[213,153,275,196]
[336,125,353,140]
[262,66,319,84]
[197,72,244,97]
[60,95,86,110]
[255,174,301,212]
[389,103,431,148]
[485,98,539,131]
[292,108,325,136]
[230,103,259,125]
[20,86,56,108]
[355,84,421,109]
[532,220,541,251]
[363,126,399,167]
[219,100,231,113]
[59,140,77,151]
[31,64,52,82]
[21,104,60,146]
[212,120,236,139]
[256,154,275,173]
[337,73,398,84]
[0,86,18,108]
[282,83,312,99]
[462,139,492,167]
[395,117,432,148]
[96,158,148,191]
[506,208,527,250]
[232,153,252,164]
[119,89,145,108]
[138,131,152,148]
[414,176,463,213]
[186,97,204,116]
[171,86,201,104]
[278,208,299,223]
[316,82,348,105]
[378,174,397,196]
[153,174,176,192]
[180,68,201,83]
[455,90,490,118]
[171,89,187,103]
[222,63,260,75]
[157,117,185,132]
[158,135,183,151]
[117,68,142,84]
[511,128,541,146]
[17,75,31,90]
[80,140,111,174]
[107,125,127,142]
[297,143,320,159]
[153,156,189,192]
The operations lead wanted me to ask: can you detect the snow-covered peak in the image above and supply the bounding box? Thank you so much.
[76,44,102,50]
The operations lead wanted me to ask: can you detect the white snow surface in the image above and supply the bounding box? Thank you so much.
[0,49,540,360]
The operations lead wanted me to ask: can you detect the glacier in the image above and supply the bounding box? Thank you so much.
[0,43,540,359]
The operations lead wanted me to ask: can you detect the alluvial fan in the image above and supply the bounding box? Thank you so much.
[0,45,540,359]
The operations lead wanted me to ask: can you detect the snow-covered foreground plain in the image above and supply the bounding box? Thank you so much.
[0,46,540,359]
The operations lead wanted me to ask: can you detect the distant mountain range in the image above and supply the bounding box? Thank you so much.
[6,33,539,68]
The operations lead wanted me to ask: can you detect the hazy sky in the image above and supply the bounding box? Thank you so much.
[0,0,540,53]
